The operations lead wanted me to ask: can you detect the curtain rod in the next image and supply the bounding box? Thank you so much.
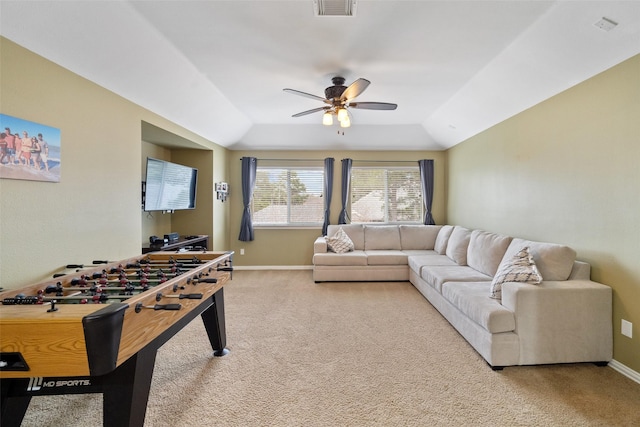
[239,158,325,162]
[349,159,419,163]
[239,158,421,163]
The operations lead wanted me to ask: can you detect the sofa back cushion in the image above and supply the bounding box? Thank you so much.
[434,225,454,254]
[399,225,443,250]
[327,224,364,250]
[445,226,472,265]
[500,238,576,281]
[466,230,512,277]
[364,225,401,250]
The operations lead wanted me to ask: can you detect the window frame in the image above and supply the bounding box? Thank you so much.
[349,165,423,224]
[251,165,325,228]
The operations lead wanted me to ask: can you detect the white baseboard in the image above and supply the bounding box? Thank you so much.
[233,265,313,271]
[608,359,640,385]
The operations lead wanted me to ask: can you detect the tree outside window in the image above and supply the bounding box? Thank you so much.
[252,168,324,225]
[350,167,423,223]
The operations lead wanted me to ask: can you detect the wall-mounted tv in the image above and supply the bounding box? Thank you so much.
[143,157,198,212]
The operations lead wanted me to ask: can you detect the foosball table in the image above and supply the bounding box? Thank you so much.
[0,250,233,427]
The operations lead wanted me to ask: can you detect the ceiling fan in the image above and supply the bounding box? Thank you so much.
[283,77,397,128]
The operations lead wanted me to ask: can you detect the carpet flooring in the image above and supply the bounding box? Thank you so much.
[20,270,640,426]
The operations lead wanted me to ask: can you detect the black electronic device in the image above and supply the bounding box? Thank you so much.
[143,158,198,212]
[149,235,167,246]
[165,232,180,242]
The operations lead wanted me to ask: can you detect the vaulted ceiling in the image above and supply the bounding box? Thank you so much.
[1,1,639,151]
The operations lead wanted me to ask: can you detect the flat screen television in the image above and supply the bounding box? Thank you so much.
[143,157,198,212]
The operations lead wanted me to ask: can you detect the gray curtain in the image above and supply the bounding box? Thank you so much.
[418,159,435,225]
[322,157,334,236]
[338,158,352,224]
[238,157,257,241]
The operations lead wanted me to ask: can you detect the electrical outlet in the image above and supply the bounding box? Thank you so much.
[621,319,633,338]
[240,248,245,255]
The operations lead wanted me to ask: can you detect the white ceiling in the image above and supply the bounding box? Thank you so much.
[1,1,639,151]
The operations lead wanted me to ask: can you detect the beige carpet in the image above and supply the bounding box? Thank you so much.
[21,270,640,426]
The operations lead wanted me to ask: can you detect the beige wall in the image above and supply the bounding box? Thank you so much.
[228,150,447,266]
[2,35,636,372]
[447,55,640,372]
[171,149,215,247]
[0,37,229,288]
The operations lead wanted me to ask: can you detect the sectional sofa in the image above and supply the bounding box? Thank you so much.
[312,224,613,369]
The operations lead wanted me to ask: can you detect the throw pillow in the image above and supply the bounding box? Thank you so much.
[490,247,542,300]
[327,227,355,254]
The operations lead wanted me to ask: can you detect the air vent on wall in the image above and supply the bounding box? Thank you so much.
[314,0,357,17]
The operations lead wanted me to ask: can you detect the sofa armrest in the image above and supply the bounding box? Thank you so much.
[314,236,328,254]
[501,280,612,365]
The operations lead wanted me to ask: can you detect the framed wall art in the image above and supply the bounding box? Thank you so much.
[0,113,61,183]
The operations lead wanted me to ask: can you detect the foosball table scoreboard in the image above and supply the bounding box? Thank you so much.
[0,250,233,427]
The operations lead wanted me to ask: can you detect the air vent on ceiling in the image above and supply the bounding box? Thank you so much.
[594,17,618,32]
[314,0,357,17]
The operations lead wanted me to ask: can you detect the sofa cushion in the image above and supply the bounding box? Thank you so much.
[420,265,492,293]
[326,227,354,254]
[399,225,442,250]
[466,230,512,277]
[364,225,401,250]
[327,224,364,250]
[366,250,408,265]
[490,246,542,300]
[434,225,454,254]
[441,282,516,334]
[402,249,439,256]
[407,253,457,275]
[501,238,576,281]
[445,226,472,265]
[313,251,368,266]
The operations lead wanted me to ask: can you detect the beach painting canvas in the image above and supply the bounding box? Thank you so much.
[0,114,61,183]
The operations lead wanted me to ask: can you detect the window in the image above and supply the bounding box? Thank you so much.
[252,167,324,226]
[350,167,423,223]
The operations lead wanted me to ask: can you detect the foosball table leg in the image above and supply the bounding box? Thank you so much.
[201,287,229,356]
[102,346,158,427]
[1,381,32,427]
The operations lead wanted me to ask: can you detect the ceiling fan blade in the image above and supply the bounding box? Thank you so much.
[349,102,397,110]
[283,88,330,104]
[292,106,330,117]
[340,78,370,101]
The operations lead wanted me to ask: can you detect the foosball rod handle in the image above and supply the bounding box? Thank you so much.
[135,302,182,313]
[65,261,111,269]
[156,292,203,301]
[152,303,182,310]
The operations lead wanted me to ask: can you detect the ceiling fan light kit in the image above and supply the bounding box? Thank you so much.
[322,111,333,126]
[337,108,349,122]
[284,76,397,127]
